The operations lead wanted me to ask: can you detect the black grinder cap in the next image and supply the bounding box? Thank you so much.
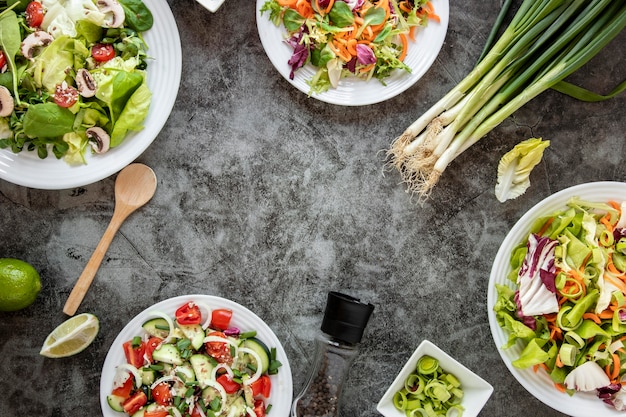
[321,291,375,344]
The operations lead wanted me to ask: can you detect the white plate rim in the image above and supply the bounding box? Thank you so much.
[487,181,626,417]
[99,294,293,416]
[0,0,182,190]
[255,0,449,106]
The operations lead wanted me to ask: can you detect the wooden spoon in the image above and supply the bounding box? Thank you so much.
[63,163,157,316]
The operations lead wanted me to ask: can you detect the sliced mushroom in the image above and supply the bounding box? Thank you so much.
[96,0,125,28]
[86,127,111,154]
[76,69,97,98]
[0,86,14,118]
[20,31,54,61]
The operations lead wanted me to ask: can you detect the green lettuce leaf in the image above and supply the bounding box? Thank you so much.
[495,138,550,202]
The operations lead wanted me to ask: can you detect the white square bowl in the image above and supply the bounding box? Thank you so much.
[195,0,225,12]
[377,340,493,417]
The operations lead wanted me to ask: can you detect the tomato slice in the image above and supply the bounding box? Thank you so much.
[253,399,266,417]
[210,308,233,330]
[91,43,116,62]
[123,339,146,368]
[205,331,233,364]
[175,302,202,325]
[216,374,241,394]
[151,382,172,406]
[122,391,147,415]
[111,373,134,399]
[250,374,271,398]
[53,82,78,108]
[0,51,6,71]
[144,336,163,363]
[25,1,45,28]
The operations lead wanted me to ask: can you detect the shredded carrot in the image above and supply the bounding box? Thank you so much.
[601,213,615,233]
[359,63,375,73]
[554,383,567,393]
[599,309,615,319]
[408,25,417,41]
[555,353,564,368]
[582,312,602,324]
[612,353,621,381]
[296,0,314,19]
[277,0,298,7]
[609,200,622,213]
[346,38,358,56]
[537,217,555,236]
[398,33,408,61]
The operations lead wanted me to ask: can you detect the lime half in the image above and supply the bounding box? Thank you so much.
[40,313,99,358]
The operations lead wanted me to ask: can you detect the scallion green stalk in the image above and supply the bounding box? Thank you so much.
[387,0,626,201]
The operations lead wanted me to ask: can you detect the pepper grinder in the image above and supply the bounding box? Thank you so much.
[291,291,375,417]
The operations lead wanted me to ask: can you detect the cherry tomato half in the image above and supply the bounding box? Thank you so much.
[111,374,134,399]
[144,412,170,417]
[250,374,271,399]
[210,308,233,330]
[175,302,202,325]
[216,374,241,394]
[144,336,163,363]
[205,331,233,365]
[253,399,266,417]
[122,391,147,415]
[25,1,45,28]
[0,51,6,71]
[53,82,78,108]
[91,43,116,62]
[151,382,173,406]
[122,339,146,368]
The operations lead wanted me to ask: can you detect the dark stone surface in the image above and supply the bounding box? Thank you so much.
[1,1,625,416]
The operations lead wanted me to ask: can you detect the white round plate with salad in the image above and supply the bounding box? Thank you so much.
[0,0,181,190]
[488,181,626,417]
[255,0,449,106]
[100,294,293,417]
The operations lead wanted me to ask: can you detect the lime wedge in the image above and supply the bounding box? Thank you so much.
[40,313,99,358]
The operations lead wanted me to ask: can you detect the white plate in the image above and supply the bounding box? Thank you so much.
[487,181,626,417]
[100,294,293,416]
[196,0,225,13]
[0,0,182,190]
[255,0,449,106]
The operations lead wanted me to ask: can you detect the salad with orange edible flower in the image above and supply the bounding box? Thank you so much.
[260,0,439,94]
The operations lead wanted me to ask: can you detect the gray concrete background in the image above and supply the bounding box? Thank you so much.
[1,0,625,416]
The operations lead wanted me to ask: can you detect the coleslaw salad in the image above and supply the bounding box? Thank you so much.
[494,196,626,411]
[259,0,440,94]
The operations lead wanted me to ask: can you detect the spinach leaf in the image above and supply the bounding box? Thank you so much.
[118,0,154,32]
[0,10,22,100]
[283,9,304,32]
[109,71,144,124]
[328,1,354,28]
[23,103,75,138]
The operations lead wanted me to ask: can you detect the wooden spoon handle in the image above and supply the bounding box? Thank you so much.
[63,211,127,316]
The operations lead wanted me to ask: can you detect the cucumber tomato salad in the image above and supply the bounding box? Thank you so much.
[494,198,626,410]
[0,0,153,164]
[106,301,283,417]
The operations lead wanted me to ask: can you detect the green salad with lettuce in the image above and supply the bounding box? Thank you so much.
[0,0,153,164]
[494,197,626,410]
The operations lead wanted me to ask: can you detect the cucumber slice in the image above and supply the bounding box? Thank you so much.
[142,317,170,338]
[140,367,157,386]
[106,394,125,412]
[241,337,270,374]
[190,354,215,388]
[176,362,196,382]
[179,324,205,350]
[151,343,183,365]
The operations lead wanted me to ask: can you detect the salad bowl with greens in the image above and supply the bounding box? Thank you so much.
[488,182,626,416]
[0,0,181,189]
